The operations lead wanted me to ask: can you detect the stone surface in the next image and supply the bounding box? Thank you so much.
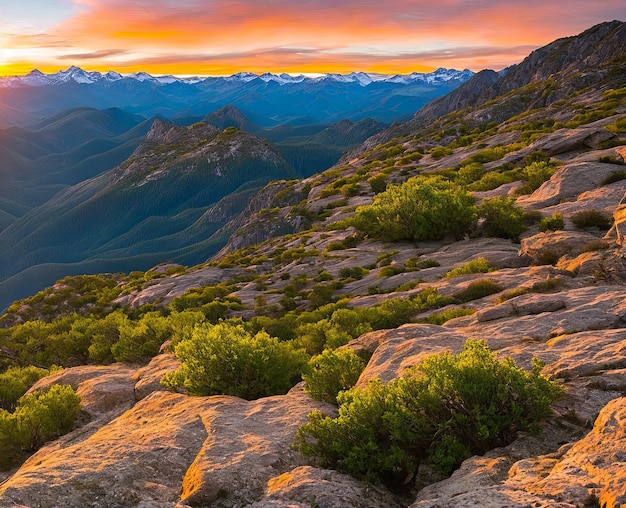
[249,466,404,508]
[519,230,601,264]
[517,160,620,210]
[179,386,334,507]
[133,353,180,400]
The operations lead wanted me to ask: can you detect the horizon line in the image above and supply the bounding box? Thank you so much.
[0,64,477,80]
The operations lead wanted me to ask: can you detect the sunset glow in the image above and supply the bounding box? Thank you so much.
[0,0,624,76]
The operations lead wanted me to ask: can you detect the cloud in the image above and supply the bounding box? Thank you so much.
[3,0,625,75]
[58,49,128,60]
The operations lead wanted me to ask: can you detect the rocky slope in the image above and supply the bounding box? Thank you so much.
[1,21,626,508]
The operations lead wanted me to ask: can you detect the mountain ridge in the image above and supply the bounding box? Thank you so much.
[0,67,474,128]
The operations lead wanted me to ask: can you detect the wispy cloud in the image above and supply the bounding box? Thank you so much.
[59,49,128,60]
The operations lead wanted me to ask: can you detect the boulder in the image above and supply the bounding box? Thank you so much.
[518,160,620,210]
[0,392,208,508]
[178,386,334,507]
[522,397,626,508]
[248,466,403,508]
[519,230,600,264]
[525,127,615,157]
[26,364,137,419]
[132,353,180,400]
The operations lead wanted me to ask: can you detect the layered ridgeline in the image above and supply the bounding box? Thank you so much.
[0,20,625,508]
[0,67,473,128]
[0,120,297,310]
[0,107,153,224]
[0,103,387,310]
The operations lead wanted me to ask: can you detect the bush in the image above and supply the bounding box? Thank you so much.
[602,170,626,185]
[111,312,172,363]
[1,384,81,470]
[467,171,514,192]
[0,366,54,411]
[517,161,557,195]
[418,308,476,325]
[571,209,612,230]
[162,322,308,400]
[456,163,485,185]
[294,340,562,485]
[478,196,527,240]
[303,349,367,404]
[368,174,388,194]
[452,279,504,302]
[416,258,440,269]
[353,176,477,242]
[338,266,369,280]
[538,213,564,232]
[444,257,494,279]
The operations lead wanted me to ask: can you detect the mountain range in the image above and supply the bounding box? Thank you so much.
[0,67,473,128]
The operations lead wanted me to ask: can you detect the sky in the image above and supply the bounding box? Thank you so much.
[0,0,624,77]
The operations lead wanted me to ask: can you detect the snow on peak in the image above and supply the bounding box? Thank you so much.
[0,66,474,89]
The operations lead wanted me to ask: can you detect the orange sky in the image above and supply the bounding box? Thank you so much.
[0,0,624,76]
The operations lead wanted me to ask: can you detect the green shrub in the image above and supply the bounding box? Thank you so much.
[463,146,508,164]
[368,174,388,194]
[538,213,564,232]
[467,171,514,192]
[1,384,81,470]
[416,258,440,269]
[522,210,544,226]
[478,196,527,240]
[0,366,54,411]
[418,308,476,325]
[359,297,420,329]
[162,322,308,400]
[517,161,557,195]
[452,279,504,302]
[338,266,369,280]
[378,265,405,278]
[353,176,477,242]
[111,312,173,363]
[430,146,453,159]
[456,163,485,185]
[303,349,366,404]
[294,340,561,485]
[570,209,613,230]
[602,170,626,185]
[444,257,495,279]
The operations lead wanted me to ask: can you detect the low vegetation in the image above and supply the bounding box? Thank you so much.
[353,176,476,242]
[294,340,562,486]
[161,322,308,400]
[303,348,367,404]
[444,257,495,278]
[0,384,81,470]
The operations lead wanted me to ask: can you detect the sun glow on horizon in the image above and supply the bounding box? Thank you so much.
[0,1,623,78]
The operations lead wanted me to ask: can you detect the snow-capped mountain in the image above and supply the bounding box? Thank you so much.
[0,66,474,128]
[0,66,474,88]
